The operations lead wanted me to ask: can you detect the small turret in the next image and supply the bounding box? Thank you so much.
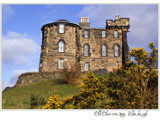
[106,14,130,28]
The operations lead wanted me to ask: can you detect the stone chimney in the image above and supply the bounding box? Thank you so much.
[79,17,90,28]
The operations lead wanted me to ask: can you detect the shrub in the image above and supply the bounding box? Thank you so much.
[106,42,158,109]
[42,71,109,109]
[62,71,108,109]
[42,95,62,109]
[60,62,81,85]
[30,94,46,109]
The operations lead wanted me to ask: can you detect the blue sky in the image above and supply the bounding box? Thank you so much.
[2,4,158,90]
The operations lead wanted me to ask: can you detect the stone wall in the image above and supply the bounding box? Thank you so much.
[39,17,130,73]
[39,24,81,72]
[15,72,62,87]
[79,28,123,72]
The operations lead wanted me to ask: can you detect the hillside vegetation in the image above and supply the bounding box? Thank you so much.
[2,78,80,109]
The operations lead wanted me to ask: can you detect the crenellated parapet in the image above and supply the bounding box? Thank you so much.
[106,15,130,31]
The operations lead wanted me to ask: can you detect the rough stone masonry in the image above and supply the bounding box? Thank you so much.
[16,15,130,86]
[39,15,130,73]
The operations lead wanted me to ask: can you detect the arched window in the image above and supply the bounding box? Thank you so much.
[114,44,120,57]
[114,31,118,38]
[58,40,64,52]
[101,44,107,57]
[84,44,90,56]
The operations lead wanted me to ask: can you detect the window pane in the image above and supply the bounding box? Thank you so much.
[102,31,106,38]
[84,45,89,56]
[59,24,64,33]
[84,31,89,38]
[59,41,64,52]
[84,63,89,71]
[58,60,64,69]
[114,45,119,56]
[102,45,107,56]
[59,24,64,29]
[114,31,118,38]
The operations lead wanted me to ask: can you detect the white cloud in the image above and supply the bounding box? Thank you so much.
[2,31,40,66]
[45,5,66,16]
[2,5,14,21]
[10,68,38,85]
[77,5,158,50]
[40,5,66,21]
[2,80,13,91]
[2,68,38,91]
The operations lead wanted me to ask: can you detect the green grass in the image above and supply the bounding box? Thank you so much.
[2,78,80,109]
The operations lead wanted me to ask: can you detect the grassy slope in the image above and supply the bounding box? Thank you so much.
[2,78,80,109]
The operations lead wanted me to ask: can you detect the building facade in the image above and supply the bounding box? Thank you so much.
[39,15,130,72]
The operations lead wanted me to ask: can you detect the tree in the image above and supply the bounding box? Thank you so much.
[106,42,158,109]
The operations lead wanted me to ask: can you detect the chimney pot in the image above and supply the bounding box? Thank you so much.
[115,14,118,20]
[80,17,82,22]
[118,15,120,20]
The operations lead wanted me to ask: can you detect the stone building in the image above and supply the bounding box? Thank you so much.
[39,15,130,73]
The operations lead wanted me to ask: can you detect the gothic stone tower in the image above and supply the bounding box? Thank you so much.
[39,15,130,72]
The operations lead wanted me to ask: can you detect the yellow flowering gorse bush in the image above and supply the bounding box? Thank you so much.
[42,95,62,109]
[42,71,109,109]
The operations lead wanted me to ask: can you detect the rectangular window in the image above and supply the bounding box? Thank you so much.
[59,24,64,33]
[114,31,118,38]
[58,59,64,69]
[114,45,120,56]
[102,31,106,38]
[84,30,89,38]
[84,63,89,71]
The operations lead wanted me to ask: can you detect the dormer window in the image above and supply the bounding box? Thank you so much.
[114,31,118,38]
[102,31,106,38]
[84,30,89,38]
[59,24,64,33]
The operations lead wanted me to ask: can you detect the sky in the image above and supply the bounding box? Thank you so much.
[2,4,158,90]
